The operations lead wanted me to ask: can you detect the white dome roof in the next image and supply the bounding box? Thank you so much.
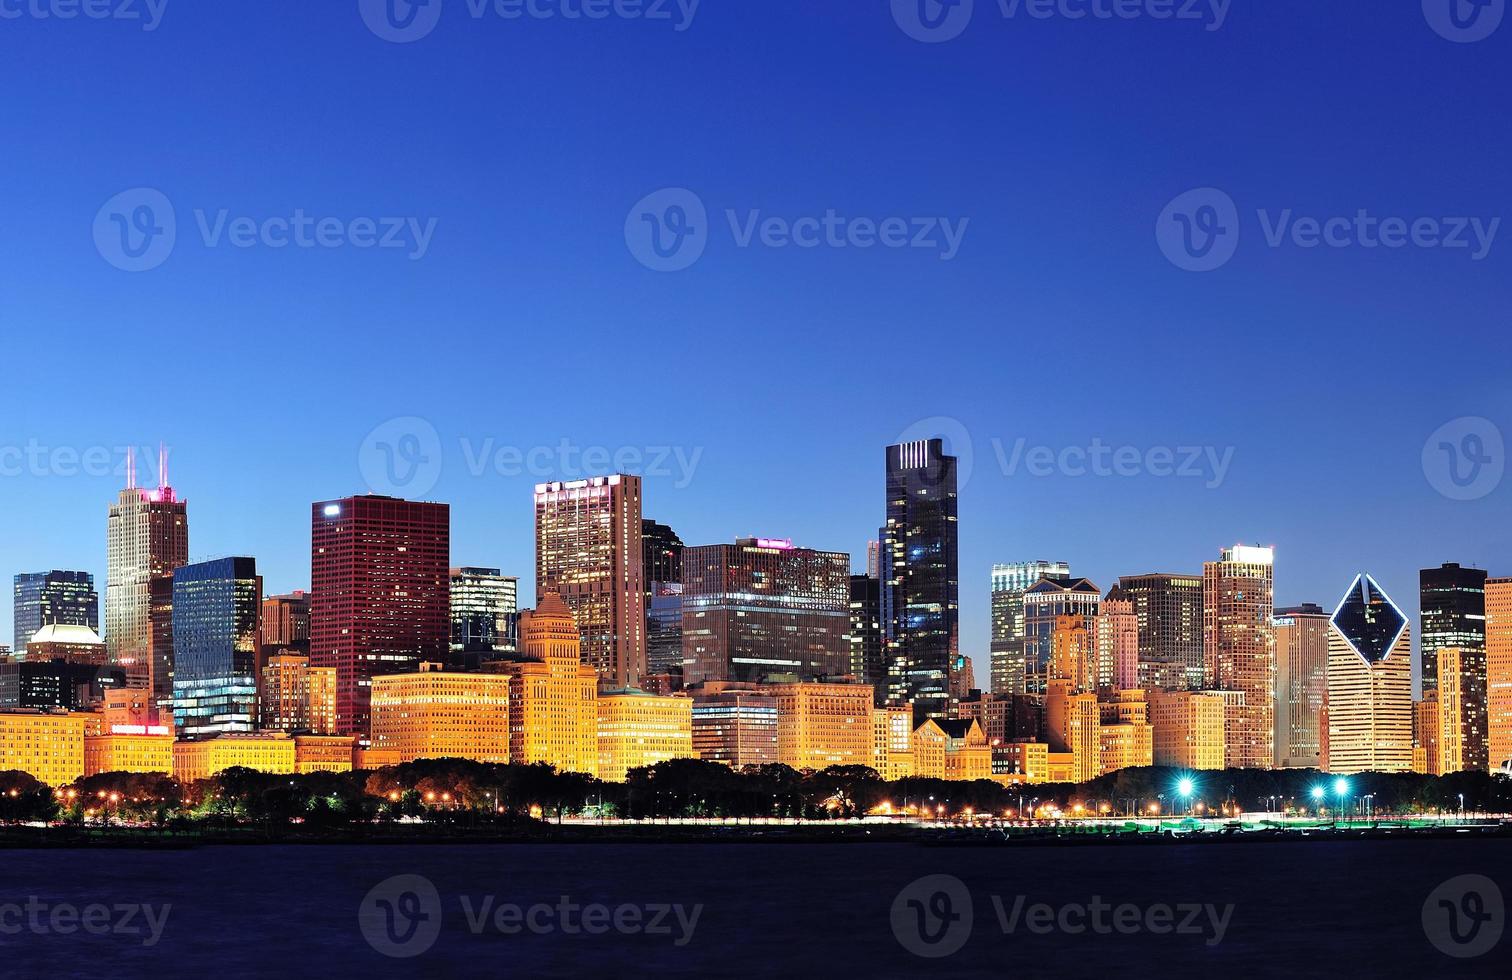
[29,623,104,646]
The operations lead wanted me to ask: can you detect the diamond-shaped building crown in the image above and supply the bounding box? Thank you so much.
[1330,573,1407,664]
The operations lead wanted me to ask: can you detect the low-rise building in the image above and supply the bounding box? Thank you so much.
[171,733,296,782]
[0,709,89,785]
[597,688,694,782]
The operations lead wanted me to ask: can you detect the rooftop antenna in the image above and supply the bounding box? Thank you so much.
[126,448,136,490]
[159,442,168,489]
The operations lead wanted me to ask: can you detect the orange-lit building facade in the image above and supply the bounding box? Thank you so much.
[768,681,874,771]
[0,709,90,785]
[492,595,599,777]
[596,689,694,782]
[171,733,297,782]
[370,665,511,764]
[1149,689,1226,770]
[1203,545,1276,769]
[1487,577,1512,772]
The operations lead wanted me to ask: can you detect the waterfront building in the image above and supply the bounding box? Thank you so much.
[1274,603,1330,768]
[690,686,779,767]
[1326,573,1413,774]
[489,594,599,777]
[106,471,188,704]
[370,663,511,764]
[172,557,261,740]
[1420,563,1488,770]
[1202,545,1276,768]
[911,718,991,781]
[293,735,359,774]
[1487,577,1512,772]
[768,680,875,771]
[596,688,694,782]
[84,730,173,775]
[1148,689,1226,770]
[171,733,296,782]
[872,704,915,780]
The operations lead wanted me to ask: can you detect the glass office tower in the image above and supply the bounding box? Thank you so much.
[172,557,261,739]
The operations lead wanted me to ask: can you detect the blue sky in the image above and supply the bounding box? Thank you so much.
[2,1,1510,668]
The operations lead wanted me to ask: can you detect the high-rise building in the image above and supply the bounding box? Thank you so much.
[491,593,599,776]
[1116,572,1205,690]
[0,659,122,711]
[881,439,959,723]
[691,686,779,767]
[535,476,646,688]
[24,624,108,666]
[681,538,850,686]
[1044,679,1101,783]
[642,519,683,588]
[1326,573,1413,774]
[1095,587,1140,692]
[646,583,685,678]
[1203,545,1276,768]
[260,653,314,733]
[848,574,884,702]
[1274,603,1329,769]
[1098,689,1154,774]
[370,663,512,764]
[14,571,98,655]
[1487,577,1512,772]
[260,591,310,652]
[311,495,450,739]
[1437,648,1474,774]
[1022,577,1100,695]
[172,557,262,740]
[1049,614,1094,693]
[1414,694,1441,776]
[989,561,1070,695]
[596,688,694,782]
[106,471,188,702]
[449,567,518,666]
[1419,563,1487,770]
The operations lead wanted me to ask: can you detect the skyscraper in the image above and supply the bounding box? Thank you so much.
[642,519,685,680]
[1116,572,1205,690]
[1202,545,1276,769]
[535,476,646,688]
[989,561,1070,695]
[1022,576,1100,695]
[1326,573,1413,774]
[1487,577,1512,772]
[260,591,311,651]
[311,495,450,739]
[493,593,599,776]
[1419,562,1488,771]
[681,538,850,686]
[642,519,683,587]
[13,571,99,655]
[1274,603,1329,769]
[849,573,884,702]
[449,567,518,666]
[881,439,960,722]
[106,466,188,702]
[1095,586,1140,692]
[172,557,261,740]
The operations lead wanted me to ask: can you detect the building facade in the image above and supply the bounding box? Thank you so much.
[1326,574,1413,774]
[1274,603,1329,769]
[370,663,512,764]
[1420,563,1488,770]
[989,561,1070,696]
[449,567,519,665]
[172,557,261,740]
[848,574,884,703]
[691,687,779,767]
[13,570,98,655]
[1148,690,1226,770]
[768,681,874,771]
[492,594,599,777]
[1488,577,1512,772]
[106,481,188,703]
[596,689,694,782]
[1022,577,1101,695]
[1117,572,1205,690]
[1202,545,1276,769]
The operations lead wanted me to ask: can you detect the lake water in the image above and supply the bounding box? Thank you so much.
[1,838,1507,977]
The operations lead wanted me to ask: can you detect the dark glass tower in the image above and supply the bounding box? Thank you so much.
[13,570,99,653]
[171,557,262,739]
[849,573,884,703]
[642,519,685,678]
[1420,562,1488,769]
[882,439,960,723]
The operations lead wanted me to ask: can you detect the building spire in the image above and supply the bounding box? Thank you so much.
[158,442,168,489]
[126,448,136,490]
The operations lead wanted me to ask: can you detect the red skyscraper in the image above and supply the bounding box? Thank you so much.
[310,495,449,739]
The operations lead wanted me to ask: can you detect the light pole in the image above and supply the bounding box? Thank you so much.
[1177,778,1194,817]
[1311,785,1325,819]
[1333,778,1350,825]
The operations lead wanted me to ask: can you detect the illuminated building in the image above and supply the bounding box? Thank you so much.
[849,574,884,703]
[642,519,684,677]
[172,557,261,740]
[100,688,156,730]
[106,462,188,703]
[1095,588,1140,692]
[1117,572,1205,690]
[1148,690,1226,770]
[1023,577,1100,695]
[1437,648,1473,774]
[596,688,694,782]
[0,659,123,711]
[768,680,874,771]
[535,476,646,688]
[990,561,1070,696]
[1487,577,1512,771]
[311,495,450,739]
[260,653,313,732]
[491,594,599,777]
[260,591,310,652]
[681,538,850,686]
[84,728,173,775]
[882,439,960,723]
[690,686,778,767]
[355,747,402,770]
[1274,604,1330,768]
[309,666,337,735]
[1326,573,1413,774]
[449,567,518,668]
[1098,689,1153,774]
[370,663,511,764]
[1001,741,1050,784]
[13,570,98,655]
[1414,694,1441,775]
[24,624,108,666]
[0,709,89,785]
[1203,545,1276,768]
[294,735,358,774]
[911,718,991,781]
[957,691,1041,775]
[171,733,296,782]
[1420,563,1488,770]
[1044,679,1101,782]
[1044,752,1076,783]
[1049,614,1094,694]
[872,705,915,780]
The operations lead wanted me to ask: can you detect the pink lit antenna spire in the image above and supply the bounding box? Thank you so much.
[126,448,136,490]
[159,442,168,489]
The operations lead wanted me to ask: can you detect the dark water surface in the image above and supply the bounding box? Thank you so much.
[1,838,1507,977]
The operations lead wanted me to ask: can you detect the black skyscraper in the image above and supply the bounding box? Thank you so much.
[1420,562,1489,770]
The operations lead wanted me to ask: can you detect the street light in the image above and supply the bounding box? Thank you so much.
[1333,778,1349,822]
[1177,778,1194,816]
[1311,785,1325,818]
